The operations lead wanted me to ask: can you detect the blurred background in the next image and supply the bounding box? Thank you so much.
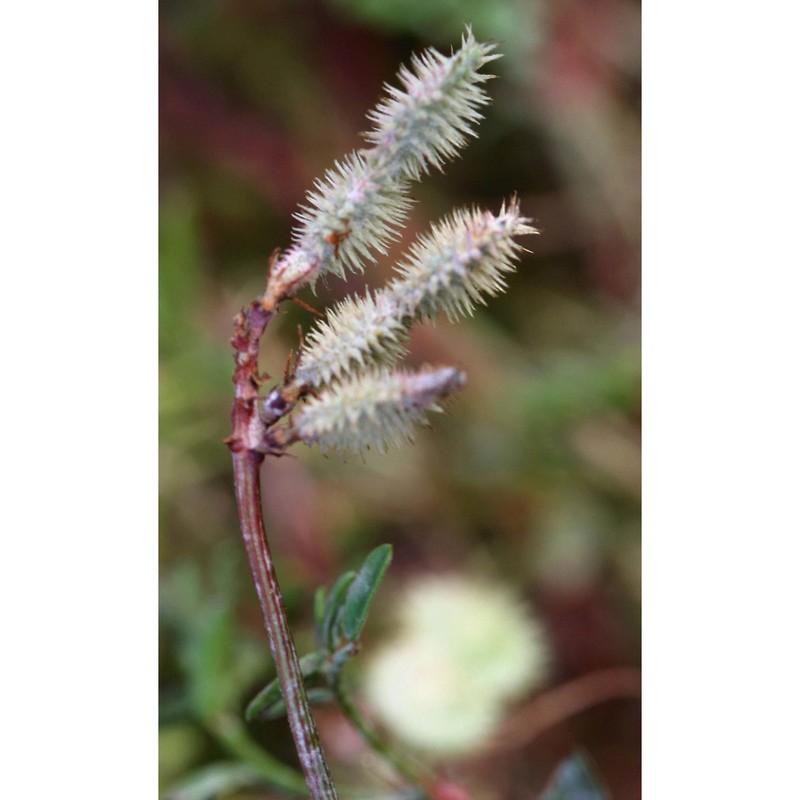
[159,0,640,798]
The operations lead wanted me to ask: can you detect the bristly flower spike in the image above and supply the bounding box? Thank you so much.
[289,366,466,455]
[270,28,499,298]
[294,199,537,388]
[365,27,499,181]
[285,153,412,284]
[294,291,408,387]
[392,197,536,322]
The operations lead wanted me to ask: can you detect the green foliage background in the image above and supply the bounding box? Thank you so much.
[160,0,640,796]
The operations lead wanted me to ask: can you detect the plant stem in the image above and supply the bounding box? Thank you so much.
[228,292,338,800]
[330,672,430,790]
[233,451,337,798]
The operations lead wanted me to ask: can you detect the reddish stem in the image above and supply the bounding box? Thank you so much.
[487,667,641,752]
[228,294,338,799]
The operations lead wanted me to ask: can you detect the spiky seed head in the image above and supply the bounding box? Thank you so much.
[294,291,407,388]
[365,28,499,181]
[291,153,412,283]
[291,366,466,454]
[392,199,538,322]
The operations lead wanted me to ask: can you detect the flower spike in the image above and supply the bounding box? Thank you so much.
[290,366,466,455]
[364,28,499,181]
[391,198,537,322]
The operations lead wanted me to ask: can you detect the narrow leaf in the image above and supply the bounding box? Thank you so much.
[312,585,327,649]
[257,683,335,723]
[539,751,608,800]
[244,677,281,722]
[340,544,393,642]
[306,687,335,705]
[186,602,236,720]
[163,762,263,800]
[321,570,356,650]
[246,652,325,721]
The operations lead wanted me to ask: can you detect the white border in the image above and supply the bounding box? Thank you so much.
[644,1,799,797]
[3,2,157,796]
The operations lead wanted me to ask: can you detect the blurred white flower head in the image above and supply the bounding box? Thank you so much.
[364,574,549,755]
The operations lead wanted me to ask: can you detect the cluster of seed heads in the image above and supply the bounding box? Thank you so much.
[262,29,537,455]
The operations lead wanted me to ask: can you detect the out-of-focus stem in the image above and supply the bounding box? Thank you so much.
[329,671,430,790]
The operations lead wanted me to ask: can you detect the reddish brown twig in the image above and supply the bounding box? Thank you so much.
[227,264,338,799]
[486,667,641,753]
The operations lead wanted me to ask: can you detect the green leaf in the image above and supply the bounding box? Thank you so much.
[321,570,356,650]
[244,677,281,722]
[208,716,307,795]
[245,652,325,721]
[340,544,393,642]
[305,687,335,706]
[263,686,336,720]
[312,585,328,648]
[163,762,262,800]
[539,752,608,800]
[159,190,203,356]
[186,602,236,720]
